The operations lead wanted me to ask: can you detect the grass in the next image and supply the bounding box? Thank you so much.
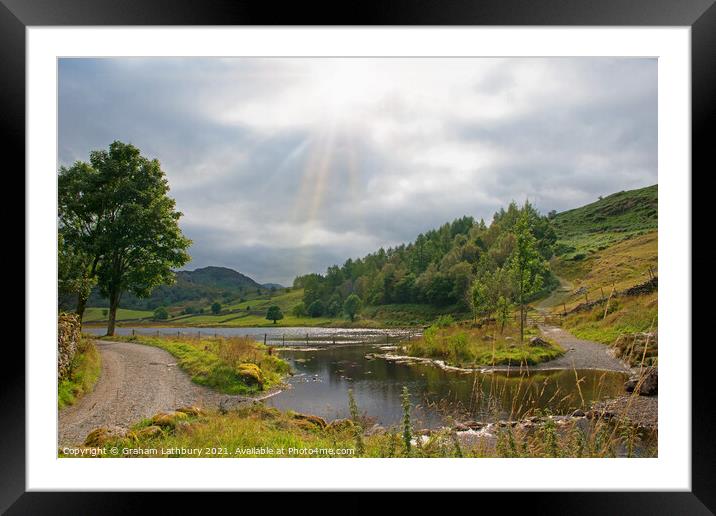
[551,184,657,260]
[102,334,290,395]
[406,320,564,368]
[562,292,657,345]
[65,391,655,458]
[58,336,102,409]
[82,307,154,323]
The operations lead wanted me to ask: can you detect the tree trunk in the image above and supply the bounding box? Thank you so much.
[76,293,88,322]
[107,289,121,336]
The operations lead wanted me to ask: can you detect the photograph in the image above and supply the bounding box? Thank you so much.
[56,56,659,459]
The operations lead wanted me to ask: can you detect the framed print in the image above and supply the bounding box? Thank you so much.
[6,0,713,511]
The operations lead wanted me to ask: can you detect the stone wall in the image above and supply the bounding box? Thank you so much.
[58,312,81,380]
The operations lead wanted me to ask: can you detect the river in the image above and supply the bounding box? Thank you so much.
[84,325,628,429]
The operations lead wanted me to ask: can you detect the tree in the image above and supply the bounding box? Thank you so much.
[508,211,548,343]
[211,302,222,315]
[266,305,284,324]
[292,302,307,317]
[470,278,494,322]
[60,141,191,336]
[58,162,104,320]
[343,294,363,322]
[495,296,513,334]
[153,307,169,320]
[307,299,325,317]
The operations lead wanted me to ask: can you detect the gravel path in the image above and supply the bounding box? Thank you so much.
[58,340,257,446]
[530,325,631,372]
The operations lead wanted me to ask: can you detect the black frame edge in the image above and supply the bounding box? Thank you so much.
[7,0,714,513]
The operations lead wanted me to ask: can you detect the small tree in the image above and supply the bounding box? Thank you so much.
[211,302,222,315]
[153,307,169,320]
[470,278,493,322]
[508,210,547,343]
[266,305,284,324]
[495,296,513,334]
[343,294,362,322]
[292,302,307,317]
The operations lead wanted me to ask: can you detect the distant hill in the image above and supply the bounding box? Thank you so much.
[551,184,657,258]
[81,266,263,311]
[262,283,285,290]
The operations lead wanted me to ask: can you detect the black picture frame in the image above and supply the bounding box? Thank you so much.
[6,0,712,511]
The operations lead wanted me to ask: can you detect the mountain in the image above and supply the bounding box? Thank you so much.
[80,266,263,311]
[262,283,285,290]
[176,266,262,291]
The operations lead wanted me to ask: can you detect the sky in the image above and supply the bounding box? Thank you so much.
[58,58,657,285]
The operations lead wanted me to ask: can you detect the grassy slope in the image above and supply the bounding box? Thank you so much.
[58,337,102,409]
[82,307,154,323]
[539,185,658,346]
[551,184,657,259]
[102,334,290,394]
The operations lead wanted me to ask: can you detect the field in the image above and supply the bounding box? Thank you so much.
[82,307,154,323]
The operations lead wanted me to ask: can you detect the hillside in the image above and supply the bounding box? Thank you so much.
[551,184,657,259]
[82,266,263,311]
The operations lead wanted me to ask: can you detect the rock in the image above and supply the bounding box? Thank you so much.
[326,418,354,432]
[84,425,128,447]
[176,406,203,417]
[132,425,163,440]
[572,409,585,417]
[453,423,470,432]
[151,411,190,428]
[482,334,495,341]
[292,413,327,429]
[365,424,385,436]
[529,337,549,347]
[624,367,658,395]
[465,421,485,430]
[237,363,264,388]
[614,333,658,366]
[218,396,254,414]
[58,312,81,381]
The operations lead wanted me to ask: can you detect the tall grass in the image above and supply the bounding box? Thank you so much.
[58,337,101,409]
[103,334,290,394]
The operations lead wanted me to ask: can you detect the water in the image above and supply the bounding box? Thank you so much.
[85,325,628,429]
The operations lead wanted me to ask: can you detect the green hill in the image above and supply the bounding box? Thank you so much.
[82,266,263,311]
[551,184,657,259]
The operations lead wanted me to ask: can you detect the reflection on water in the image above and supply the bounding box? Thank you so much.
[267,344,627,429]
[86,326,628,429]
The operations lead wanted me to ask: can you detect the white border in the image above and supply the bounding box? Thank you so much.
[27,27,690,491]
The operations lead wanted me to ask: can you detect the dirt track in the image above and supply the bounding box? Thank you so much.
[58,340,253,446]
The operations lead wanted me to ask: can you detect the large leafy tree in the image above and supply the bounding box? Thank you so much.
[60,141,191,336]
[266,305,284,324]
[58,161,105,320]
[508,209,548,343]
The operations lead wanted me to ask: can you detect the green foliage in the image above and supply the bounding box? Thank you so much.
[292,204,555,314]
[347,389,365,456]
[266,305,284,324]
[291,302,307,317]
[59,141,191,335]
[343,294,363,322]
[307,299,325,317]
[211,302,222,315]
[153,307,169,320]
[401,386,412,456]
[104,334,289,394]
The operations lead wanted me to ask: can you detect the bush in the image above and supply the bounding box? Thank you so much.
[153,307,169,320]
[308,300,325,317]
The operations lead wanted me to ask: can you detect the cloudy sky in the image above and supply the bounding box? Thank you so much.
[58,58,657,285]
